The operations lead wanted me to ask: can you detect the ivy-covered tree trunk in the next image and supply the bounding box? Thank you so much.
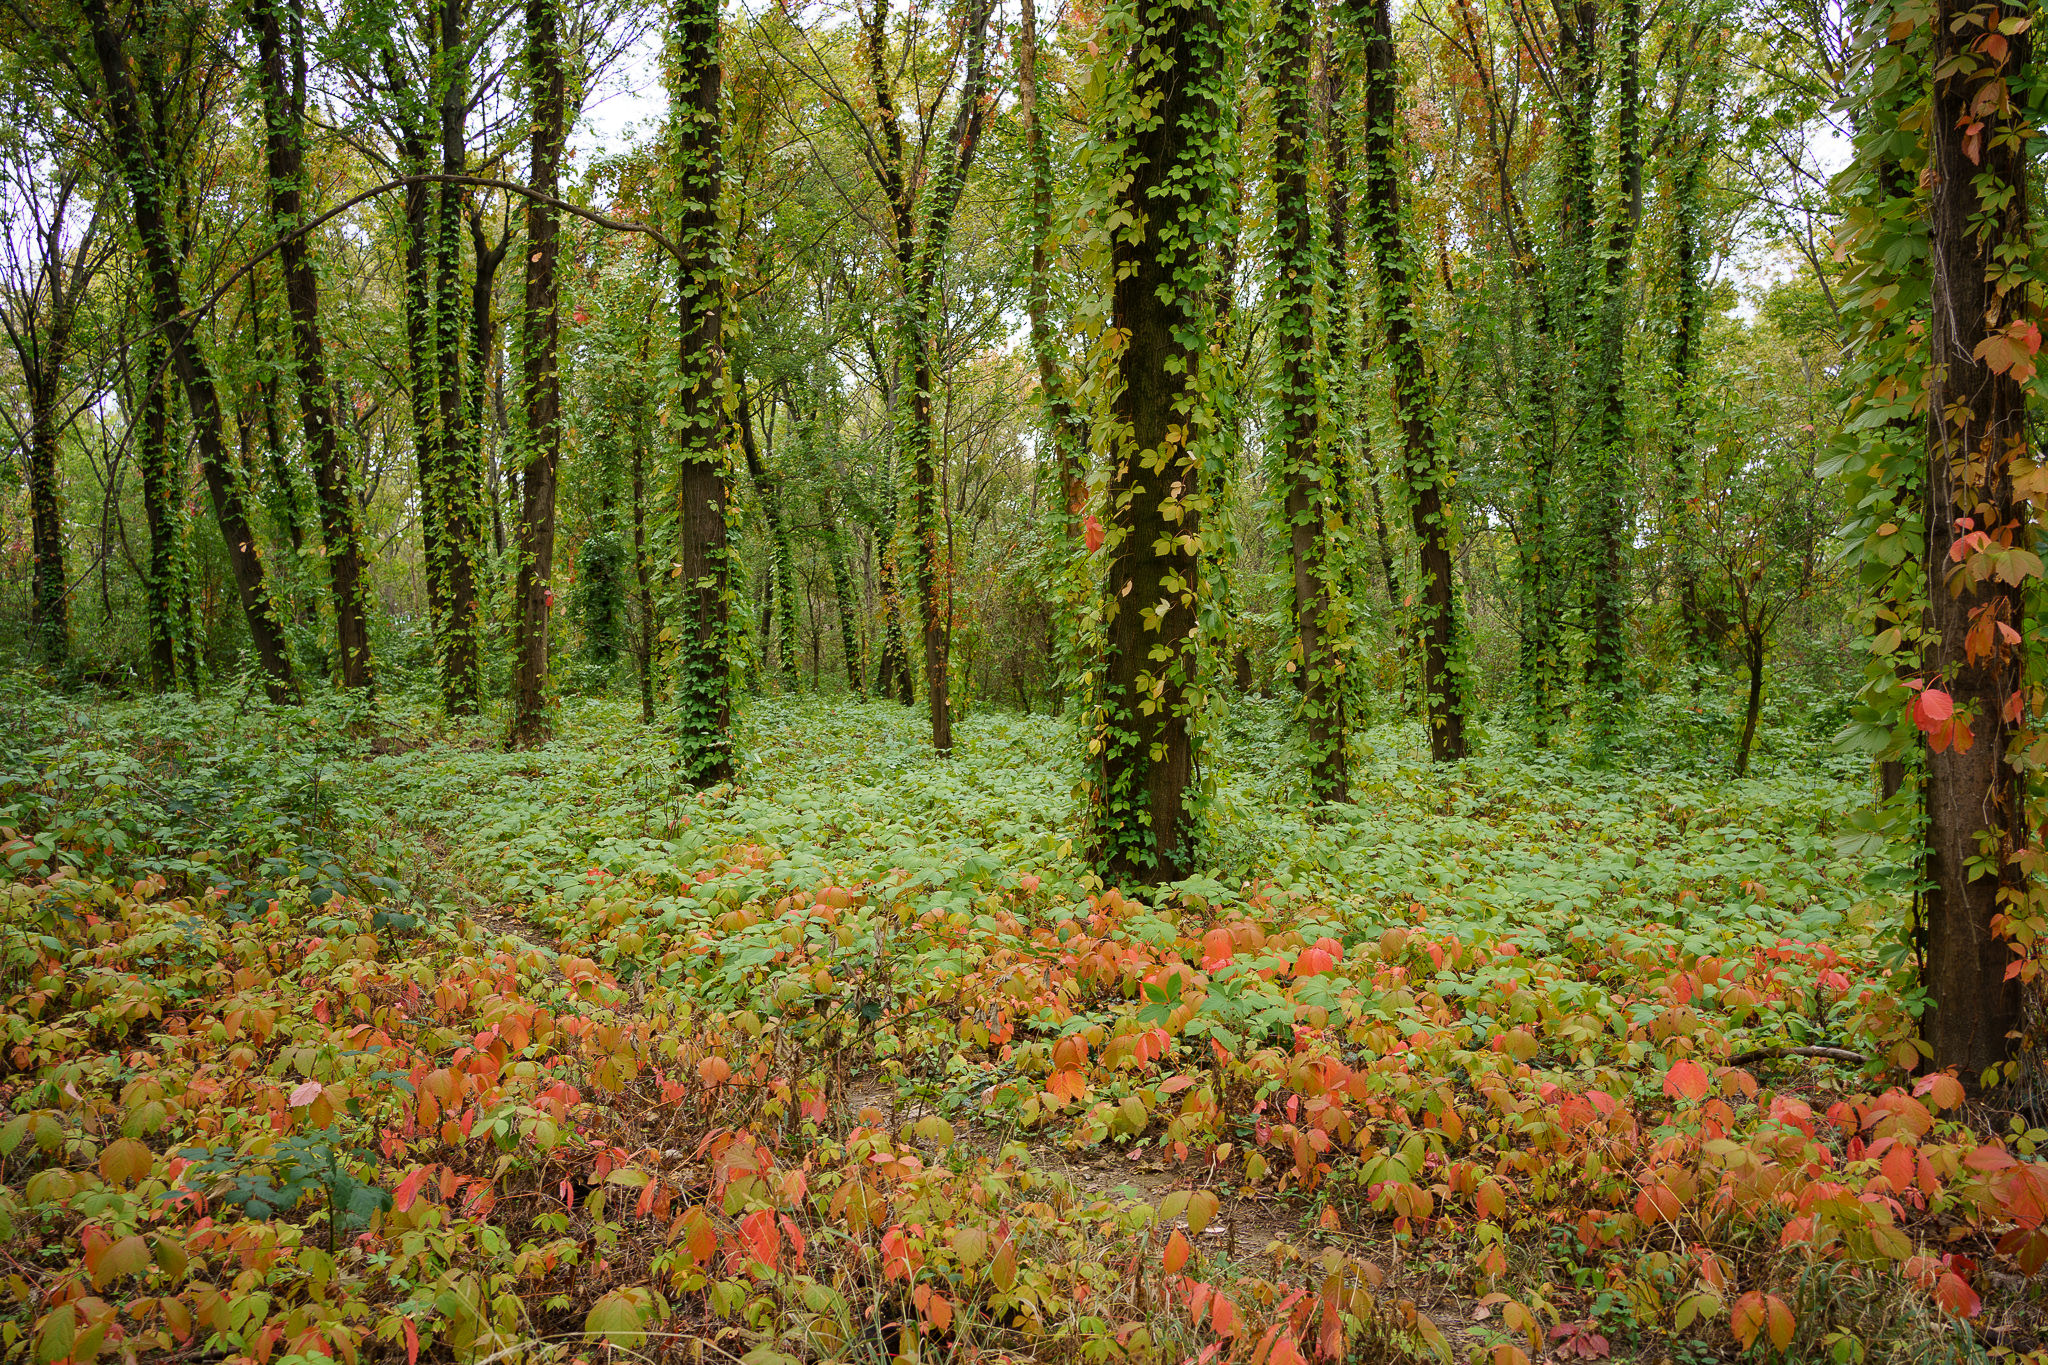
[1582,0,1645,754]
[435,0,483,714]
[509,0,566,747]
[822,490,865,697]
[393,111,450,650]
[133,331,188,690]
[1356,0,1464,760]
[1087,0,1238,883]
[13,184,90,669]
[253,0,374,693]
[87,0,298,703]
[1920,0,2030,1078]
[669,0,732,784]
[1271,0,1347,802]
[1665,129,1708,670]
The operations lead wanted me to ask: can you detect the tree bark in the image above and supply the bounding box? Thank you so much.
[1583,0,1645,752]
[1273,0,1347,801]
[508,0,566,747]
[254,0,374,693]
[1356,0,1464,759]
[1089,0,1234,883]
[670,0,732,783]
[435,0,482,714]
[1920,0,2029,1079]
[88,0,297,702]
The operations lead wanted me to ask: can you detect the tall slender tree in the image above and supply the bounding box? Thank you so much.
[508,0,567,746]
[252,0,374,693]
[669,0,733,784]
[1355,0,1465,759]
[1270,0,1348,800]
[85,0,298,702]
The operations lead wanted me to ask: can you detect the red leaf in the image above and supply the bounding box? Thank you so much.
[1083,514,1106,553]
[1915,688,1955,730]
[1663,1059,1709,1102]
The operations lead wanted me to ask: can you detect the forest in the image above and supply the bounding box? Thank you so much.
[4,0,2048,1358]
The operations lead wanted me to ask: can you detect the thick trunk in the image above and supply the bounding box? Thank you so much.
[468,213,508,558]
[254,0,374,692]
[1920,0,2029,1078]
[508,0,566,746]
[671,0,732,783]
[88,0,296,702]
[1356,0,1463,759]
[1273,0,1347,801]
[1089,0,1233,882]
[1583,0,1645,750]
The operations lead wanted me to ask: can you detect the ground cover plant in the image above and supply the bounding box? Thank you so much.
[3,686,2046,1365]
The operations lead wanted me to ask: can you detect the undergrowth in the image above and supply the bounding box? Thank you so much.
[1,685,2044,1365]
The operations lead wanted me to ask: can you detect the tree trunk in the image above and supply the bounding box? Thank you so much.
[1272,0,1347,801]
[468,210,509,558]
[670,0,732,784]
[435,0,483,714]
[1088,0,1235,883]
[134,333,185,689]
[23,235,79,668]
[1356,0,1463,759]
[630,415,658,723]
[1920,0,2029,1079]
[508,0,566,747]
[87,0,297,702]
[1583,0,1645,754]
[254,0,374,693]
[823,491,865,697]
[1735,629,1763,777]
[1019,0,1088,536]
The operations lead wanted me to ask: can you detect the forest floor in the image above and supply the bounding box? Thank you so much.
[2,686,2044,1365]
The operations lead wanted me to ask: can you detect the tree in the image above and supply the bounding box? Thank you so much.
[85,0,299,702]
[1269,0,1349,801]
[1086,0,1240,883]
[1355,0,1466,760]
[251,0,374,692]
[508,0,567,746]
[0,112,103,669]
[1916,0,2032,1078]
[668,0,733,785]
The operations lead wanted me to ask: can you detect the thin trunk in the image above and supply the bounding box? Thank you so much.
[1273,0,1347,801]
[136,334,182,688]
[255,0,374,692]
[823,491,864,697]
[88,0,296,702]
[1019,0,1086,519]
[1920,0,2029,1079]
[630,415,657,723]
[509,0,566,746]
[1090,0,1234,882]
[670,0,732,783]
[436,0,482,714]
[468,209,509,560]
[1356,0,1463,759]
[1734,629,1763,777]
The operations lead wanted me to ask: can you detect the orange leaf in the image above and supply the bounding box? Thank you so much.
[1164,1229,1192,1273]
